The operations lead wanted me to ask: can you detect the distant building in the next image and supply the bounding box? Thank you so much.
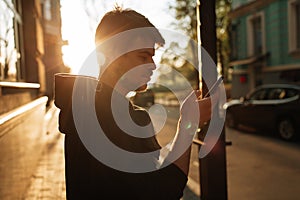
[0,0,66,110]
[41,0,68,101]
[0,0,66,198]
[229,0,300,98]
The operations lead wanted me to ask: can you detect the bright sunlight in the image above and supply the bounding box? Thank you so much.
[60,0,176,78]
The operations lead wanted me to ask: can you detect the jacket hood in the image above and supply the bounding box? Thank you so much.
[54,73,98,133]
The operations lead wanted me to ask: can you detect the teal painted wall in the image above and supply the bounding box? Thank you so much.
[265,0,282,66]
[232,16,248,70]
[232,0,300,68]
[230,0,300,98]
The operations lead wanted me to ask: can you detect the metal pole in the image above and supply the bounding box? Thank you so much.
[197,0,228,199]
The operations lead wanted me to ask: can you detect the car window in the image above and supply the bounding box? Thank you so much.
[268,88,286,100]
[249,89,268,100]
[285,89,298,98]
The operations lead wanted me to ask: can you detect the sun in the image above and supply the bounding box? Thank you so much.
[60,0,175,77]
[60,0,95,74]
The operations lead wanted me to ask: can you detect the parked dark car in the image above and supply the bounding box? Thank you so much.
[224,84,300,141]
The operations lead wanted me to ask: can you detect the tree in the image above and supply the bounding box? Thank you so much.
[216,0,231,82]
[168,0,232,82]
[157,0,199,90]
[169,0,198,41]
[158,41,199,90]
[169,1,230,199]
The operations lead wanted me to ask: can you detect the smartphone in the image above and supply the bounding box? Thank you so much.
[203,76,223,98]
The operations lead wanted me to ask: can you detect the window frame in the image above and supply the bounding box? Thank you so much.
[246,11,266,57]
[230,23,238,61]
[0,0,24,82]
[288,0,300,57]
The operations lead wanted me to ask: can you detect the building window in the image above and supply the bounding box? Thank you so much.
[252,17,262,55]
[230,23,238,60]
[0,0,22,81]
[288,0,300,54]
[247,12,265,57]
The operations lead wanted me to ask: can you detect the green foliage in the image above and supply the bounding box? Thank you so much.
[216,0,231,80]
[163,0,232,82]
[169,0,198,41]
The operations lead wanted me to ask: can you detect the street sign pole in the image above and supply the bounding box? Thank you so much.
[197,0,228,199]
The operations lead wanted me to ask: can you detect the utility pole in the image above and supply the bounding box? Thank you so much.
[197,0,228,199]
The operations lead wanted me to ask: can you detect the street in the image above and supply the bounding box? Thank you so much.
[155,106,300,200]
[226,127,300,200]
[21,105,300,199]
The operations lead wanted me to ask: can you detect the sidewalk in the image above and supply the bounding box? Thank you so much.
[23,104,66,200]
[23,105,200,200]
[23,133,66,200]
[24,103,300,199]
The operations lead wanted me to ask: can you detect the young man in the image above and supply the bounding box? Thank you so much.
[55,7,217,200]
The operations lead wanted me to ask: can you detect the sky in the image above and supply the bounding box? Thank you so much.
[60,0,177,74]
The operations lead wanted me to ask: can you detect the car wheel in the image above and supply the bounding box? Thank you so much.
[226,111,236,128]
[277,118,295,141]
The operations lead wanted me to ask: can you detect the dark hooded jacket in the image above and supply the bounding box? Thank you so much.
[54,74,187,200]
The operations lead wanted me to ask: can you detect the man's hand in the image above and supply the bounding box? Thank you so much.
[163,88,220,175]
[180,89,219,128]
